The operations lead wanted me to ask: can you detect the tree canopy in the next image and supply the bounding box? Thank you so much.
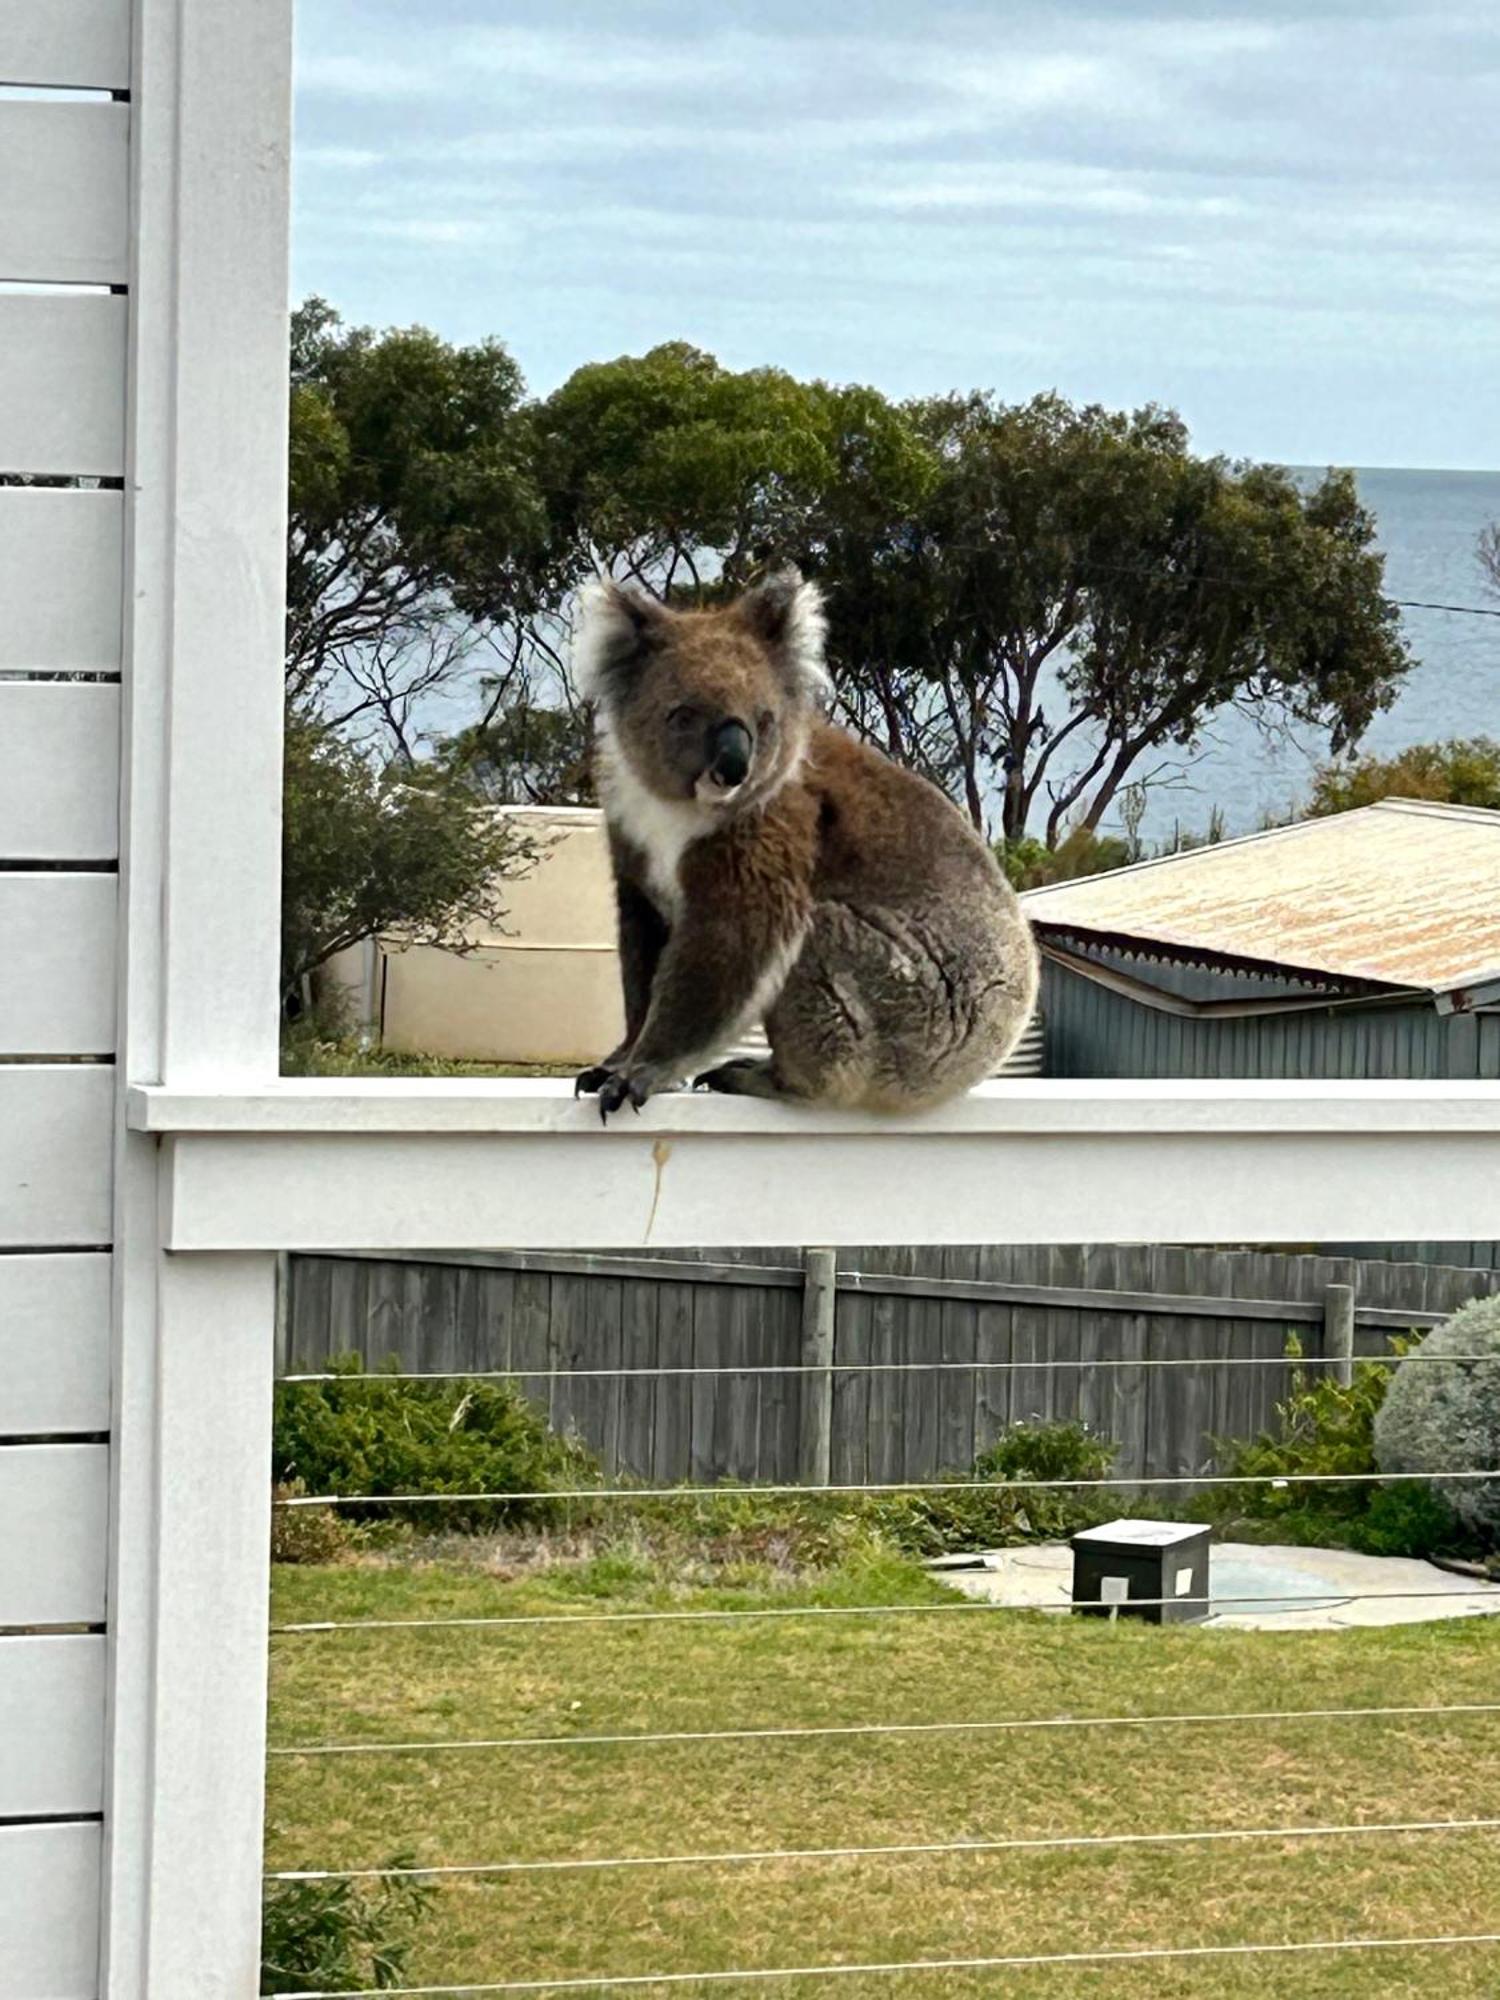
[798,393,1409,839]
[282,302,546,1007]
[279,308,1420,1000]
[526,357,1410,839]
[1309,737,1500,816]
[280,714,527,1006]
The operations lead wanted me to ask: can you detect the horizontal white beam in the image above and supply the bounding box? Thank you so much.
[0,1634,105,1816]
[0,1823,101,2000]
[127,1076,1500,1136]
[0,291,127,479]
[0,685,121,861]
[0,1444,108,1624]
[0,490,124,674]
[0,1066,114,1246]
[0,0,131,90]
[130,1079,1500,1251]
[0,875,118,1055]
[0,98,129,285]
[0,1252,111,1435]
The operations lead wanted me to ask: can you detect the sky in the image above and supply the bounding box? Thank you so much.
[292,0,1500,471]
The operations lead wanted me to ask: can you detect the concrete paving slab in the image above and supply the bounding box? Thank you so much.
[933,1541,1500,1630]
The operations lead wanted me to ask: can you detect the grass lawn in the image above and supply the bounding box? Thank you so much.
[267,1544,1500,1997]
[280,1019,577,1081]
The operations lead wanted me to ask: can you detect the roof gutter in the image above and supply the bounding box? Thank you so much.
[1435,976,1500,1017]
[1036,942,1420,1021]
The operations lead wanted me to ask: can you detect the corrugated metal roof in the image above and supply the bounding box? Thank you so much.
[1022,799,1500,997]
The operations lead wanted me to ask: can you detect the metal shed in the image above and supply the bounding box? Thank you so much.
[1022,798,1500,1084]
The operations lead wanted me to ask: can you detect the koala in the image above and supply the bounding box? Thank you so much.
[574,567,1038,1122]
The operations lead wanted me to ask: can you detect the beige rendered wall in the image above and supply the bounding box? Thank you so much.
[380,806,625,1065]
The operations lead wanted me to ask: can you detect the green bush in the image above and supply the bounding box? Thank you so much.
[612,1420,1117,1566]
[270,1480,354,1564]
[272,1359,597,1533]
[1213,1336,1470,1557]
[868,1420,1118,1557]
[1374,1295,1500,1543]
[261,1864,434,1993]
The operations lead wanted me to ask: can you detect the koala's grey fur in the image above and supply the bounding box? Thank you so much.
[574,567,1038,1121]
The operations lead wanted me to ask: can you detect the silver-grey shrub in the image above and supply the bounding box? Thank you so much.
[1373,1295,1500,1541]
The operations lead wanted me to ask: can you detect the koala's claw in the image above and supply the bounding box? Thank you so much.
[574,1065,612,1099]
[591,1070,650,1124]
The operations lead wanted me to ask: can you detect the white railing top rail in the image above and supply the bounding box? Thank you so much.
[129,1076,1500,1252]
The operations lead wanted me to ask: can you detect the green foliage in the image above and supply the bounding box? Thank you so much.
[435,700,594,807]
[279,306,1413,974]
[280,712,532,1003]
[282,302,550,999]
[802,392,1408,837]
[865,1420,1117,1557]
[1374,1295,1500,1542]
[288,297,544,683]
[998,826,1134,889]
[261,1863,434,1994]
[533,342,886,595]
[1214,1336,1468,1557]
[270,1481,354,1565]
[272,1359,597,1533]
[613,1423,1112,1565]
[1308,735,1500,816]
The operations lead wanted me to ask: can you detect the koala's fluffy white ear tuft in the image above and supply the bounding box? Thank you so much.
[574,578,669,704]
[738,566,830,707]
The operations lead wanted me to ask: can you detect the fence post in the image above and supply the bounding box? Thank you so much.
[798,1249,837,1487]
[1324,1282,1356,1388]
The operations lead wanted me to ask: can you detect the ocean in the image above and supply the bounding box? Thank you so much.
[1113,466,1500,848]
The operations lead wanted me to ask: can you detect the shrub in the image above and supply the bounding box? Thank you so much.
[272,1358,598,1533]
[1214,1335,1469,1557]
[270,1480,353,1564]
[869,1420,1118,1557]
[1374,1295,1500,1543]
[261,1863,434,1993]
[605,1421,1117,1566]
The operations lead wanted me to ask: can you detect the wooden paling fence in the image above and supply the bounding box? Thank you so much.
[281,1244,1500,1485]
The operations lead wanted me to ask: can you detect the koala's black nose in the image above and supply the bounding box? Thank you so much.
[709,719,752,788]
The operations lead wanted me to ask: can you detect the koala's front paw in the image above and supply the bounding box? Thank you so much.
[574,1065,614,1099]
[579,1067,654,1124]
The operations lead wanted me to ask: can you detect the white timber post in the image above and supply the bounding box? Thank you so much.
[102,2,292,1996]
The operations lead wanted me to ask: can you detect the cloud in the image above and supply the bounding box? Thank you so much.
[290,0,1500,465]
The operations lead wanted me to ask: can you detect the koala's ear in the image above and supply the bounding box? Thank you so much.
[574,579,670,703]
[736,565,830,707]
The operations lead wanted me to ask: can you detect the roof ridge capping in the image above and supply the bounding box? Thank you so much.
[1368,795,1500,824]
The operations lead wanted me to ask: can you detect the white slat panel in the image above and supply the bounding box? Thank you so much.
[0,876,117,1055]
[0,99,128,285]
[0,489,123,673]
[0,293,126,477]
[0,1254,111,1436]
[0,1067,113,1248]
[1,0,130,89]
[0,1823,101,2000]
[0,1445,108,1624]
[0,1635,105,1815]
[0,686,120,860]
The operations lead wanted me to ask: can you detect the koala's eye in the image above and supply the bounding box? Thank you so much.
[757,710,775,734]
[667,704,698,729]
